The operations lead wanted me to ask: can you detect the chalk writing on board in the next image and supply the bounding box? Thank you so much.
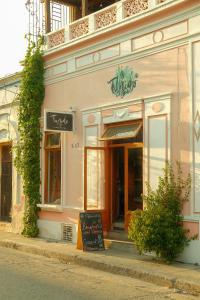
[80,212,105,251]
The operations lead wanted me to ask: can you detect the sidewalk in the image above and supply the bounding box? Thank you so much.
[0,231,200,296]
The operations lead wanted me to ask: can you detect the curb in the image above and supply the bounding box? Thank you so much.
[0,239,199,296]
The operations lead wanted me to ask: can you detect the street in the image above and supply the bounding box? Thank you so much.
[0,246,197,300]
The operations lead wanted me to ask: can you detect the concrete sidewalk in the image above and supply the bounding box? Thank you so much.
[0,232,200,296]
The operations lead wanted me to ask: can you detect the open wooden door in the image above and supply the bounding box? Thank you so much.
[84,146,110,232]
[125,144,143,229]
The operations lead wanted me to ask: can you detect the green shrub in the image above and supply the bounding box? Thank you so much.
[128,163,191,262]
[14,37,45,237]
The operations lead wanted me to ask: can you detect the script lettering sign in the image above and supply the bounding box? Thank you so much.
[80,212,105,251]
[45,111,73,132]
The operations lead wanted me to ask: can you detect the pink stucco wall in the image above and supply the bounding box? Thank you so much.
[40,45,191,223]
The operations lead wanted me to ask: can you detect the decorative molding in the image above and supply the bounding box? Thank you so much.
[192,41,200,213]
[152,102,165,113]
[101,110,113,118]
[143,95,171,192]
[82,112,101,126]
[128,103,142,112]
[0,129,8,140]
[95,7,117,29]
[45,0,199,53]
[76,44,120,69]
[102,106,142,124]
[70,19,89,39]
[93,52,100,63]
[44,3,200,84]
[153,31,164,44]
[123,0,148,18]
[194,110,200,142]
[87,114,96,124]
[48,29,65,48]
[52,62,68,76]
[133,20,188,50]
[0,113,9,122]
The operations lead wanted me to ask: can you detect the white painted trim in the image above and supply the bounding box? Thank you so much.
[183,215,200,222]
[189,40,194,215]
[41,131,64,207]
[45,37,190,86]
[44,0,199,57]
[82,93,171,113]
[44,5,200,69]
[37,204,64,212]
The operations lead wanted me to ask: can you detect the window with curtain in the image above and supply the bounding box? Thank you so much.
[44,132,61,205]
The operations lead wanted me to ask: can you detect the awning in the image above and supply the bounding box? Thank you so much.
[99,123,142,141]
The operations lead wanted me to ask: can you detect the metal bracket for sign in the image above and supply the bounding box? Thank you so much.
[44,109,75,133]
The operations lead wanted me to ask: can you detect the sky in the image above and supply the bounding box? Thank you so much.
[0,1,28,77]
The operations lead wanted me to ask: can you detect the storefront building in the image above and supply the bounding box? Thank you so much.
[0,73,23,233]
[39,0,200,263]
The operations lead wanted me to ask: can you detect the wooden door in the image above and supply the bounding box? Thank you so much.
[125,144,143,229]
[111,147,124,225]
[84,146,110,231]
[1,145,12,222]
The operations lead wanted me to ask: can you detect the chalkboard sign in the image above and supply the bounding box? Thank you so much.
[45,110,73,132]
[79,212,105,251]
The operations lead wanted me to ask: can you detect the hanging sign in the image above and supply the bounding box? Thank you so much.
[44,110,73,132]
[79,212,105,251]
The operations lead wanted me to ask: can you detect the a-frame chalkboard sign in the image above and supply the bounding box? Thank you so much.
[79,212,105,251]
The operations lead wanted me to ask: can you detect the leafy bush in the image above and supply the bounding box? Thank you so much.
[128,163,191,262]
[14,37,45,237]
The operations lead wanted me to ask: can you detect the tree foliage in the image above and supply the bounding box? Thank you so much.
[128,163,191,262]
[14,38,45,237]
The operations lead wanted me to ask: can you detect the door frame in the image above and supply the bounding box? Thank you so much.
[124,143,143,229]
[109,142,143,230]
[84,146,110,231]
[84,142,143,232]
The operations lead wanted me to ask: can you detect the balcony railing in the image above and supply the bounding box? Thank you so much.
[46,0,169,49]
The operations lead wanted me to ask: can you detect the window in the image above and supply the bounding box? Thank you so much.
[100,122,142,141]
[44,133,61,205]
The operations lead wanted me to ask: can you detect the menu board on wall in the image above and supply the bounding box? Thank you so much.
[79,212,105,251]
[44,110,73,132]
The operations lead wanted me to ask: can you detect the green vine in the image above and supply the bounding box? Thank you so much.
[14,37,45,237]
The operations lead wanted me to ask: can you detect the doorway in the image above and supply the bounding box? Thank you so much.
[111,143,143,230]
[112,147,124,226]
[84,121,143,232]
[0,144,12,222]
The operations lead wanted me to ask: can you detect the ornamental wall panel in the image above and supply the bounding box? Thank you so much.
[193,41,200,212]
[144,96,171,191]
[133,21,188,50]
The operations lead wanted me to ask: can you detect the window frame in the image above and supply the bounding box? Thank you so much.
[44,132,62,205]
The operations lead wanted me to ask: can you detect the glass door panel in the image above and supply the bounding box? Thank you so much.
[127,147,143,211]
[84,147,106,210]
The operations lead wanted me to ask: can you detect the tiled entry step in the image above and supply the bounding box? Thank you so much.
[104,230,138,254]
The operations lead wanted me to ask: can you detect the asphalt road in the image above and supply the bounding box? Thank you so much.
[0,246,197,300]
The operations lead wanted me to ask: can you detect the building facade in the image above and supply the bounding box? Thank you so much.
[38,0,200,263]
[0,73,23,233]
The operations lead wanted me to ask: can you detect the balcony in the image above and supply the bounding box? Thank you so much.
[45,0,182,50]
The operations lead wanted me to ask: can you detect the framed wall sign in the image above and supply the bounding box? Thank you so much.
[44,109,74,132]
